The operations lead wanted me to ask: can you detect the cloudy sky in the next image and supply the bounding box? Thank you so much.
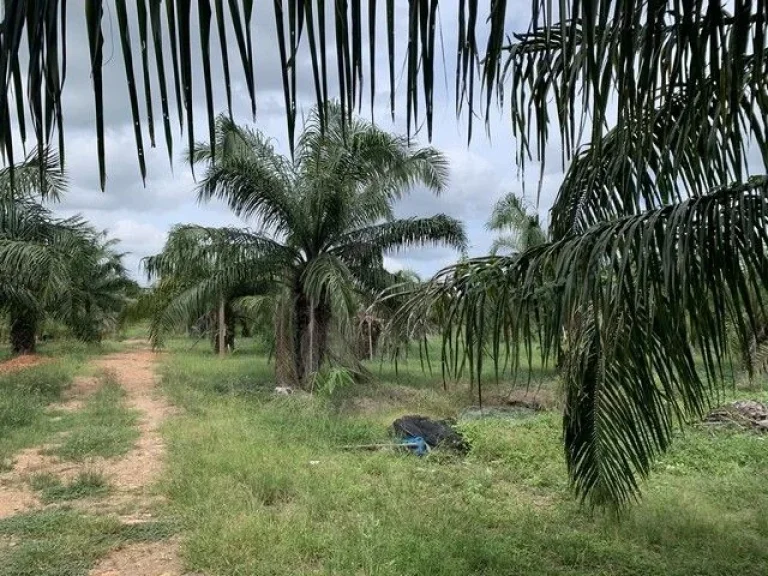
[44,1,564,283]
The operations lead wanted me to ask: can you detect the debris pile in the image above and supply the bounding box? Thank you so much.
[392,415,468,452]
[705,400,768,431]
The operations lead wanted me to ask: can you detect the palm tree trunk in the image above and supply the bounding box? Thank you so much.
[218,295,226,356]
[10,307,37,355]
[368,318,374,360]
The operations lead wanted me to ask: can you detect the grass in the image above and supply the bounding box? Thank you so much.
[0,360,81,470]
[0,508,177,576]
[3,333,768,575]
[0,340,124,469]
[29,471,110,503]
[156,339,768,575]
[52,373,139,461]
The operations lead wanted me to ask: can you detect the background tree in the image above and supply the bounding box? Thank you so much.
[486,193,547,255]
[145,224,275,354]
[0,151,134,353]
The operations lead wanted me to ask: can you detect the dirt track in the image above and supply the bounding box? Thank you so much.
[0,346,184,575]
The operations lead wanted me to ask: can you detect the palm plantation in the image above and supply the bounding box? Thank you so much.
[0,0,765,530]
[148,107,465,386]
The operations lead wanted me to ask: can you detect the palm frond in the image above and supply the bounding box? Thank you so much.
[393,176,768,507]
[1,2,765,183]
[336,215,467,257]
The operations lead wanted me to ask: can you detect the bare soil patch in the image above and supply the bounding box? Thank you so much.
[89,538,183,576]
[0,354,50,375]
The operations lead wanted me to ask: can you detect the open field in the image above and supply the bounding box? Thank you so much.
[1,337,768,575]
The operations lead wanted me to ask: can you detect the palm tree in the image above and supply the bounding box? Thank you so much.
[388,7,768,507]
[486,193,547,255]
[0,151,134,353]
[0,151,72,354]
[56,231,137,342]
[148,106,465,386]
[145,224,273,354]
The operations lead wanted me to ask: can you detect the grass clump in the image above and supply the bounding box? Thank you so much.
[29,471,109,503]
[53,373,139,461]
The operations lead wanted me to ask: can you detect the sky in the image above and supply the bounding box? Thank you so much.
[44,1,566,283]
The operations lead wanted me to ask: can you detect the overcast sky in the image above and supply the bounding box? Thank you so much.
[43,1,565,283]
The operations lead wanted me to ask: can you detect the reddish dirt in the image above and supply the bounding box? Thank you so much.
[0,354,50,375]
[90,539,184,576]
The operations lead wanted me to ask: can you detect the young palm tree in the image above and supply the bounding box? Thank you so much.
[145,224,273,354]
[56,231,137,342]
[148,106,465,385]
[486,193,547,255]
[0,151,71,354]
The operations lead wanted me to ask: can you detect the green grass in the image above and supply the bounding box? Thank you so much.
[0,359,83,469]
[29,471,110,503]
[158,341,768,576]
[52,373,139,461]
[0,508,177,576]
[0,339,127,469]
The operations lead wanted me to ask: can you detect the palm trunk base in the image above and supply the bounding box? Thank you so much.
[10,314,37,355]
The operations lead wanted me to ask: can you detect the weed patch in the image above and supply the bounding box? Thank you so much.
[29,471,109,503]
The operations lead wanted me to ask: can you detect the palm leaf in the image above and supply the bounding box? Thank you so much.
[394,176,768,507]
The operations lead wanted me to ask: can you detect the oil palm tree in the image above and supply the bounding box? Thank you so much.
[486,193,547,255]
[144,224,275,354]
[0,150,134,352]
[0,150,72,353]
[148,106,465,385]
[387,6,768,508]
[56,231,137,342]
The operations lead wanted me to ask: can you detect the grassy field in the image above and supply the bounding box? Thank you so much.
[2,336,768,575]
[158,337,768,576]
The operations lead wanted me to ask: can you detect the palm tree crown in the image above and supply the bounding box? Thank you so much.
[486,193,547,255]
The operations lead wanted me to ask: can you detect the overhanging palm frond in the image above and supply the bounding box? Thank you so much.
[393,176,768,507]
[4,2,764,184]
[547,70,768,239]
[498,6,767,172]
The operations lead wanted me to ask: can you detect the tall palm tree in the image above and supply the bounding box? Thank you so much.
[148,106,465,385]
[486,193,547,255]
